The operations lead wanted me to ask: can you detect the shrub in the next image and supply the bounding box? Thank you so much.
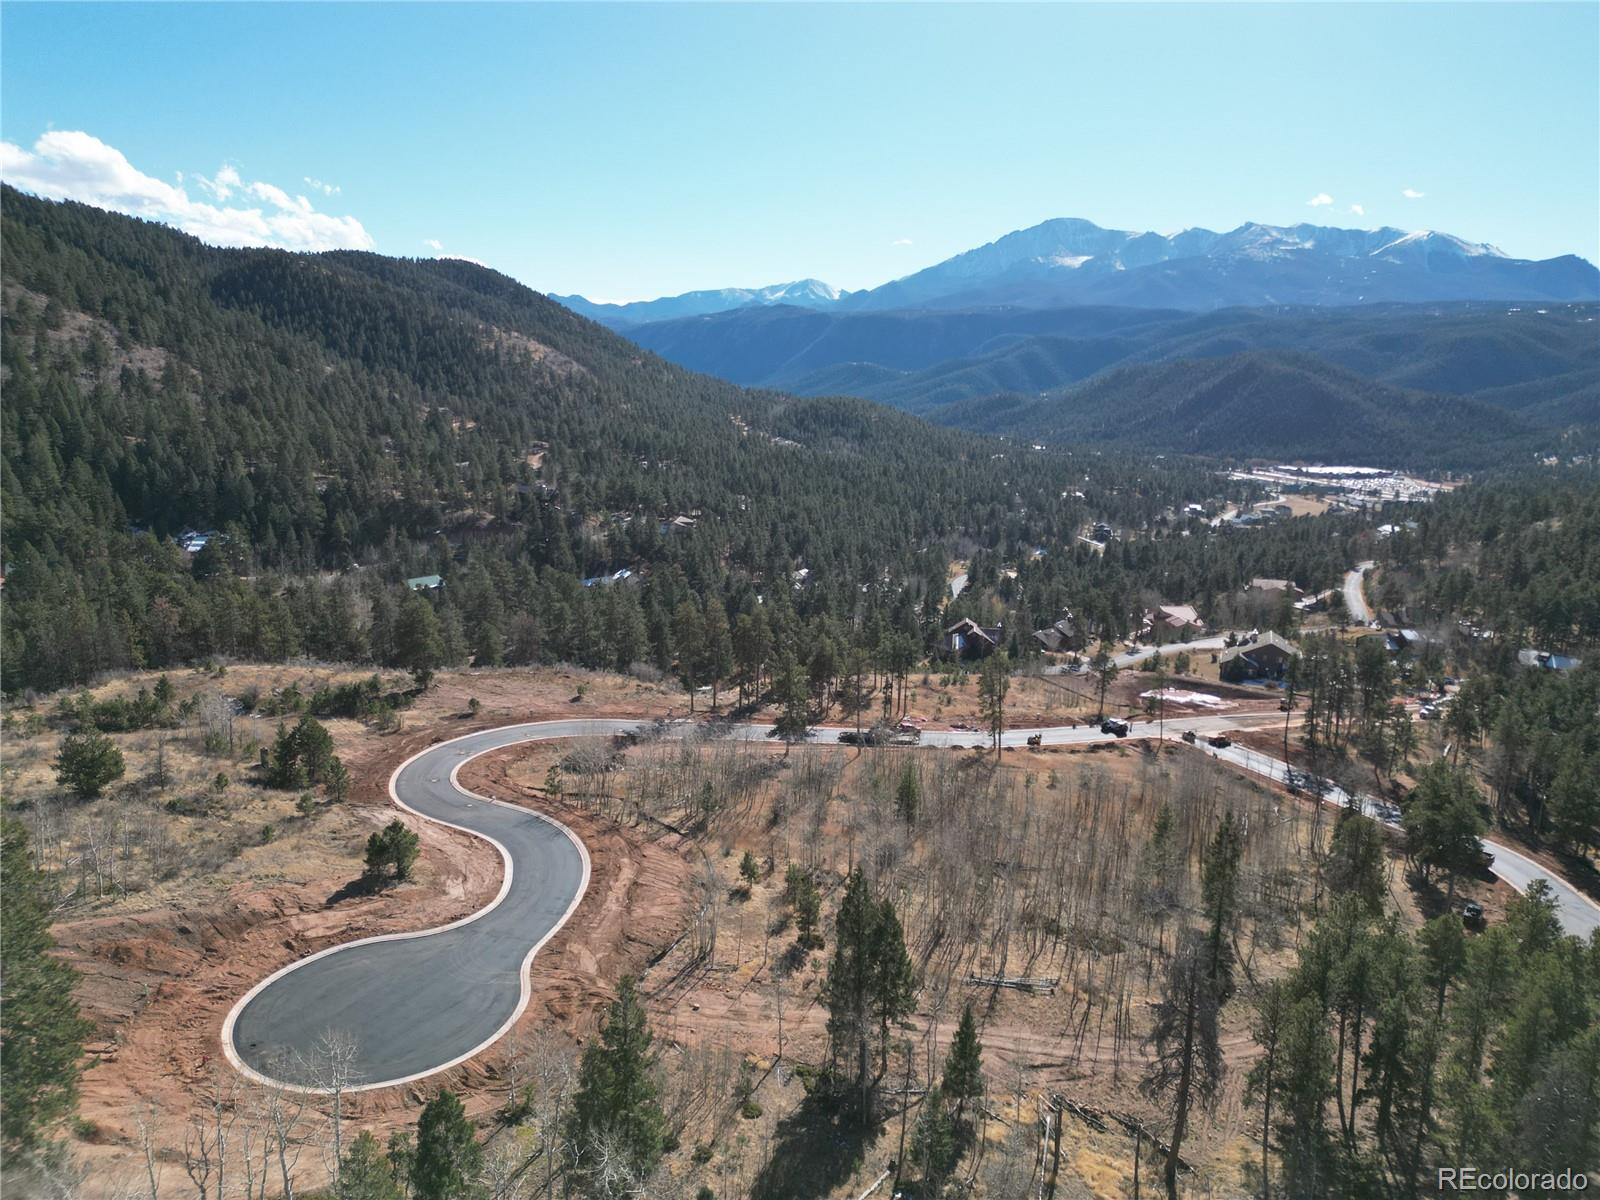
[54,730,125,799]
[363,820,420,886]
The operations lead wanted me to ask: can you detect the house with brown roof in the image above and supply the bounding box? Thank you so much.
[942,617,1004,660]
[1144,604,1206,645]
[1248,577,1303,599]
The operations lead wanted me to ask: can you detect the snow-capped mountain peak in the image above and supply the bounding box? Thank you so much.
[556,215,1591,327]
[1370,230,1506,260]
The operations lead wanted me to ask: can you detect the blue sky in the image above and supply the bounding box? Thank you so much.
[3,3,1596,300]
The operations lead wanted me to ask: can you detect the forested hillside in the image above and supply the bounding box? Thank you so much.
[625,300,1600,466]
[1374,468,1600,650]
[934,352,1570,470]
[3,189,1356,695]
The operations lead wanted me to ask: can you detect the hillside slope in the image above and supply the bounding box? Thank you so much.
[933,352,1560,469]
[0,187,1243,694]
[627,300,1600,462]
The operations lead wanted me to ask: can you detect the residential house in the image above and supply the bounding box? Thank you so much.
[1032,614,1085,655]
[1385,628,1433,656]
[1248,578,1303,600]
[1517,649,1584,672]
[406,574,444,591]
[1219,632,1300,681]
[941,618,1004,660]
[178,529,221,555]
[1145,604,1206,645]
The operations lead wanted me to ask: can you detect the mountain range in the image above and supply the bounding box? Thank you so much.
[553,216,1599,469]
[556,217,1600,326]
[551,278,846,327]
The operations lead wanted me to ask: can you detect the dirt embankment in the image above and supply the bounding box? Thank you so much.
[51,675,697,1194]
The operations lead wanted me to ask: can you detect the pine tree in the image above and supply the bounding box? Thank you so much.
[565,976,666,1197]
[822,871,918,1122]
[393,593,445,689]
[338,1130,402,1200]
[701,599,734,711]
[1,820,93,1151]
[941,1003,985,1124]
[53,728,125,798]
[364,820,421,887]
[1244,980,1292,1200]
[1090,641,1120,719]
[673,600,705,712]
[894,764,919,826]
[823,870,878,1116]
[1144,813,1242,1200]
[1402,762,1488,899]
[977,655,1009,759]
[792,872,822,951]
[411,1090,481,1200]
[1325,811,1387,915]
[910,1084,959,1186]
[1276,993,1336,1197]
[772,652,811,754]
[871,895,917,1078]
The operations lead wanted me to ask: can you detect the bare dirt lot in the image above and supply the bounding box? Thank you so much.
[9,663,1454,1198]
[457,735,1345,1198]
[8,663,687,1193]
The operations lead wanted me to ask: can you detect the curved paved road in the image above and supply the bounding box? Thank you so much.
[225,722,618,1090]
[225,711,1599,1091]
[1344,561,1376,624]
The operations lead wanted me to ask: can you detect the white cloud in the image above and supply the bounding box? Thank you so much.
[424,238,444,252]
[891,237,913,246]
[195,163,242,201]
[304,176,340,196]
[1402,187,1425,200]
[1349,203,1365,217]
[1306,193,1334,207]
[0,131,375,252]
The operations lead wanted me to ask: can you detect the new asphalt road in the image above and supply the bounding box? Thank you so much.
[225,722,611,1090]
[225,711,1599,1091]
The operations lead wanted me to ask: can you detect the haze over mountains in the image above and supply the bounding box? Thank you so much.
[552,216,1600,469]
[558,216,1600,326]
[553,278,846,327]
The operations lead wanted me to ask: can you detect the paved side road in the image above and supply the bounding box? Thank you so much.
[225,712,1599,1092]
[1207,740,1598,941]
[1344,561,1376,624]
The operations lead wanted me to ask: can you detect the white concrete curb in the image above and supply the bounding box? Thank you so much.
[220,723,594,1093]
